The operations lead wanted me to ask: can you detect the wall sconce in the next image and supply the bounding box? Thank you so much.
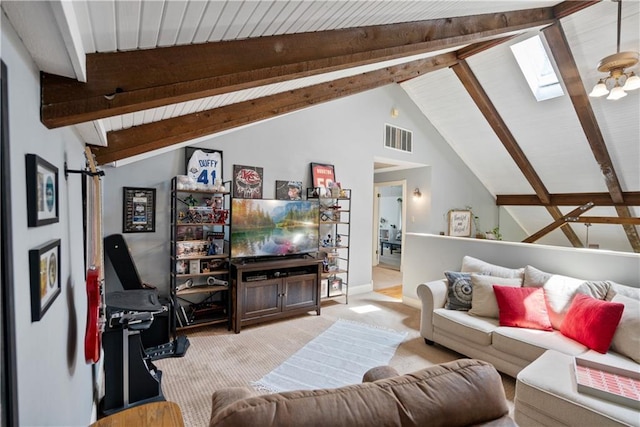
[413,188,422,198]
[391,107,399,118]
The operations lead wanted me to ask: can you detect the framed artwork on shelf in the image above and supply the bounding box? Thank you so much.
[448,210,472,237]
[310,163,335,194]
[232,164,263,199]
[185,147,223,187]
[275,180,302,200]
[25,154,59,227]
[29,239,61,321]
[123,187,156,233]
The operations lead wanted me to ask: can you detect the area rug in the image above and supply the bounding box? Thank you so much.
[252,319,407,392]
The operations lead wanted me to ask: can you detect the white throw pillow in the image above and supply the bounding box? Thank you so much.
[610,293,640,364]
[461,256,524,279]
[523,266,609,330]
[469,274,523,319]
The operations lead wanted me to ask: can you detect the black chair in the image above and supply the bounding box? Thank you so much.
[103,234,189,358]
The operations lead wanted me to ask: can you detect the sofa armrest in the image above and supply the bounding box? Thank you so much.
[362,365,399,382]
[210,387,254,424]
[416,279,448,341]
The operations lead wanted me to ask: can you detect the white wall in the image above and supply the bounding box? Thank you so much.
[2,14,95,426]
[402,233,640,307]
[102,83,501,298]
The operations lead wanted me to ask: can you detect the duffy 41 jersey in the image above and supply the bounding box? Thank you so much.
[187,149,222,185]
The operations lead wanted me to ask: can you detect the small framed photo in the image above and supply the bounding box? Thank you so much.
[448,210,472,237]
[275,180,302,200]
[232,164,263,199]
[26,154,59,227]
[29,239,61,321]
[123,187,156,233]
[189,260,200,275]
[310,163,335,192]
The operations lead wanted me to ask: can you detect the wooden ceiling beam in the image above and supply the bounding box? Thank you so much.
[566,216,640,225]
[452,59,584,247]
[523,203,595,243]
[91,53,458,164]
[544,22,640,252]
[497,191,640,206]
[41,8,559,128]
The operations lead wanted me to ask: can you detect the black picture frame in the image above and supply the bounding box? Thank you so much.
[25,154,59,227]
[184,147,223,185]
[123,187,156,233]
[310,162,336,190]
[29,239,61,322]
[232,164,263,199]
[1,59,19,426]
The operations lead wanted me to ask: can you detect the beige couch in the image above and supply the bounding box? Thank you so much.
[416,256,640,426]
[209,359,515,427]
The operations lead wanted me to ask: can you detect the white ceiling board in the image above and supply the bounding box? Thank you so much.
[115,0,142,50]
[50,0,87,82]
[157,0,188,47]
[138,1,165,49]
[1,1,77,79]
[467,40,609,194]
[88,1,117,52]
[402,67,533,196]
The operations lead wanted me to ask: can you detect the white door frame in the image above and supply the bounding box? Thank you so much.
[372,180,406,270]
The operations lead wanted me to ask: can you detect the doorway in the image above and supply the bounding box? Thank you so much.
[372,180,405,291]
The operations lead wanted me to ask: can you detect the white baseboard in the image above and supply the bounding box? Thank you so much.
[349,283,373,295]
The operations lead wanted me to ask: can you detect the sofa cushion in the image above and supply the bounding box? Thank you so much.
[610,293,640,363]
[461,256,524,279]
[469,274,523,319]
[522,266,609,330]
[444,271,473,311]
[433,309,497,347]
[605,280,640,301]
[493,286,552,331]
[210,359,514,427]
[560,294,624,354]
[493,327,587,362]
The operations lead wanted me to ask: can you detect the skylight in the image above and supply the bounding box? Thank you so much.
[511,35,564,101]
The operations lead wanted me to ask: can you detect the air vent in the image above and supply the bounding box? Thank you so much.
[384,124,413,153]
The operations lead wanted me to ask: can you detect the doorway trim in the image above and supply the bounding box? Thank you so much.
[372,179,406,271]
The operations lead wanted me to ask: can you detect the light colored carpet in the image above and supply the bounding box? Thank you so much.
[155,291,515,427]
[252,319,407,392]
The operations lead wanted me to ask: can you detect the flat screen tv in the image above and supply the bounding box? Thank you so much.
[231,199,319,259]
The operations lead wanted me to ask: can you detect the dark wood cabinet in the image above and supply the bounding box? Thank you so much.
[231,257,322,333]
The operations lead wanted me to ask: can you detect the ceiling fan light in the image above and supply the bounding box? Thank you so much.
[606,84,627,100]
[589,81,609,97]
[622,72,640,91]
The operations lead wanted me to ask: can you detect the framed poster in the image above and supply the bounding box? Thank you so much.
[232,164,263,199]
[448,210,472,237]
[29,239,61,322]
[25,154,59,227]
[185,147,223,186]
[275,180,302,200]
[310,163,335,192]
[123,187,156,233]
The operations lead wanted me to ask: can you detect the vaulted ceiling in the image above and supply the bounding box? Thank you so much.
[3,0,639,253]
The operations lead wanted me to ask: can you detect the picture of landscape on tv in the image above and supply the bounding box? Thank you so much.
[231,199,320,258]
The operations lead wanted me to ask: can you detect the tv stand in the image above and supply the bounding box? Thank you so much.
[230,257,322,333]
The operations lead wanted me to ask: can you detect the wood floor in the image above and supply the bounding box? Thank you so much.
[372,265,402,299]
[375,285,402,299]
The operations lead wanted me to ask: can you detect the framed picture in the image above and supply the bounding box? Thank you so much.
[185,147,223,186]
[29,239,61,322]
[275,180,302,200]
[25,154,59,227]
[448,210,472,237]
[123,187,156,233]
[310,163,335,192]
[232,164,263,199]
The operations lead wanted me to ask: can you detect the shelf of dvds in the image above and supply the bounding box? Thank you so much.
[170,176,231,332]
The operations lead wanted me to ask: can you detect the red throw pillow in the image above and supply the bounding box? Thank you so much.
[560,294,624,353]
[493,286,553,331]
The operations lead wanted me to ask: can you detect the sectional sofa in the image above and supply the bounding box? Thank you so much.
[417,256,639,426]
